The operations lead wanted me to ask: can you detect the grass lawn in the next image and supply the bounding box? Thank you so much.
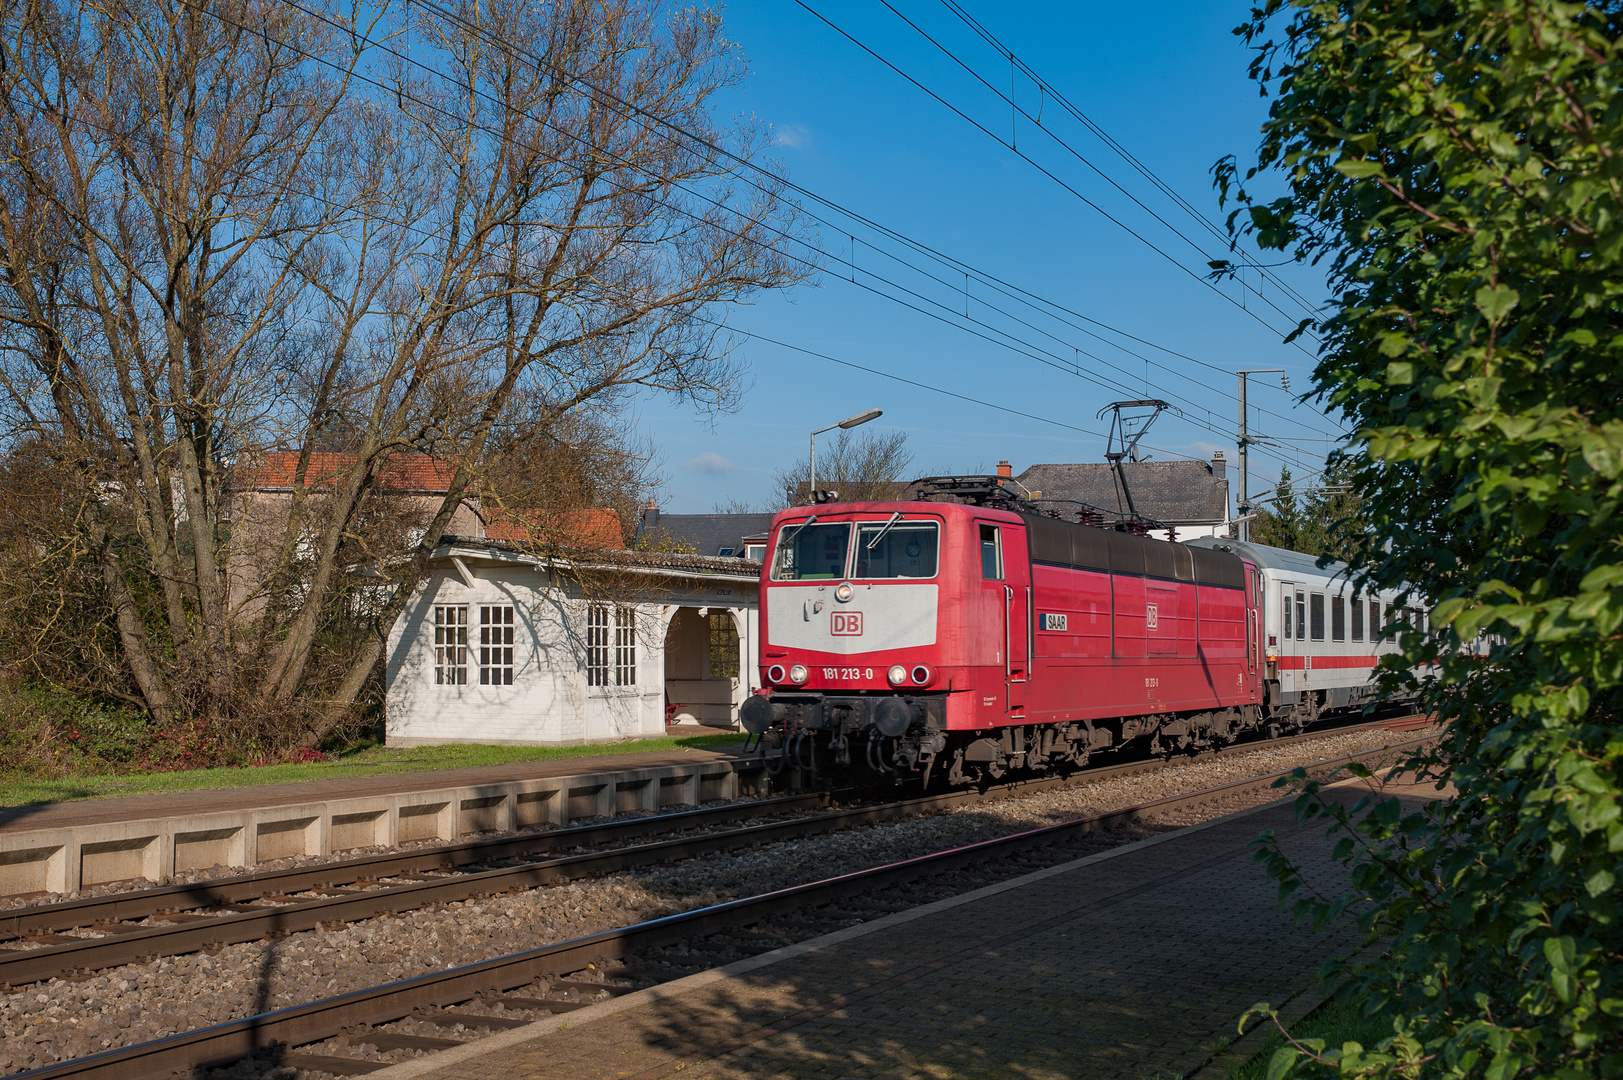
[0,733,747,808]
[1231,994,1389,1080]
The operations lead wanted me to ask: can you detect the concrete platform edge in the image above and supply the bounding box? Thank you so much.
[359,793,1296,1080]
[0,757,768,896]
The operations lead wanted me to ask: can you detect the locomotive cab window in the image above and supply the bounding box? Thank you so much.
[1310,593,1325,641]
[1331,596,1346,642]
[769,522,852,581]
[979,524,1003,580]
[855,520,939,579]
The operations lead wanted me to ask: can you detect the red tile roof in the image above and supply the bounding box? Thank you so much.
[235,452,458,493]
[483,508,624,549]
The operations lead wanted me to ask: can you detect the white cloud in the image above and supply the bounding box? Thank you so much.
[683,451,736,477]
[773,123,812,149]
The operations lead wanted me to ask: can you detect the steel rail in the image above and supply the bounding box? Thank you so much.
[0,792,846,941]
[0,714,1428,987]
[13,735,1434,1080]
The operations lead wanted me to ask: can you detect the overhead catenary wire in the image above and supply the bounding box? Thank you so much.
[211,0,1341,460]
[787,0,1325,360]
[148,0,1343,476]
[933,0,1326,320]
[699,317,1226,467]
[884,0,1323,326]
[388,0,1346,448]
[380,0,1345,442]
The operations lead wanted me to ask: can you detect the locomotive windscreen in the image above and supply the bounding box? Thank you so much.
[1019,513,1245,588]
[854,521,939,578]
[770,522,851,580]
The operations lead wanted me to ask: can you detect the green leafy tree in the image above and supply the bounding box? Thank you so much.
[1215,2,1623,1077]
[1252,462,1368,563]
[1250,466,1309,552]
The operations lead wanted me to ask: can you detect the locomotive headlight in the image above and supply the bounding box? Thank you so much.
[767,664,786,684]
[887,664,908,686]
[910,664,932,686]
[788,664,809,685]
[835,582,854,602]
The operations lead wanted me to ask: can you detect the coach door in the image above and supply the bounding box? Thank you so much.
[1279,580,1304,667]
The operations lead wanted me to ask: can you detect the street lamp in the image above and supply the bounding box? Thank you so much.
[1234,370,1290,542]
[809,408,882,502]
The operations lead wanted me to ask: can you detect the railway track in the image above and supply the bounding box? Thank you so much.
[0,714,1429,991]
[9,728,1435,1080]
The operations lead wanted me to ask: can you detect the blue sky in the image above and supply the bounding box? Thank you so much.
[639,0,1344,512]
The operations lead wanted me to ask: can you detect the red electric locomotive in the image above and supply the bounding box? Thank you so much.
[739,478,1266,785]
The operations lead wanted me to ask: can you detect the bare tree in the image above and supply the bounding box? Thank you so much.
[477,404,662,550]
[772,428,913,507]
[0,0,806,747]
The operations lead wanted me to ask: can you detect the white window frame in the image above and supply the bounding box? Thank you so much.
[434,605,468,685]
[586,604,610,687]
[614,606,637,687]
[586,604,637,689]
[480,605,515,686]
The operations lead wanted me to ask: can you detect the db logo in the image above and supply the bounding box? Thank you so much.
[831,611,864,636]
[1145,604,1159,630]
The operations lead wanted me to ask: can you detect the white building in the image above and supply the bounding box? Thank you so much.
[385,538,761,746]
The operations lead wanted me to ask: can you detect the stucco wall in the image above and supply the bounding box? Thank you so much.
[385,557,758,746]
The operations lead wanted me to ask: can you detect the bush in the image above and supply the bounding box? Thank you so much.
[0,683,156,778]
[1219,2,1623,1077]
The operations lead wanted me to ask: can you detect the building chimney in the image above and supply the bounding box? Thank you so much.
[1210,450,1226,480]
[641,501,659,531]
[997,460,1012,479]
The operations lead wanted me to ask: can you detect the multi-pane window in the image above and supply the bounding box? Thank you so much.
[480,605,515,686]
[709,612,740,679]
[1310,594,1325,641]
[434,605,468,685]
[615,606,637,686]
[587,605,637,687]
[1331,596,1346,642]
[586,605,610,687]
[1351,594,1364,641]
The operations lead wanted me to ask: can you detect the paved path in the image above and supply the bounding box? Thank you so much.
[377,776,1438,1080]
[0,732,750,834]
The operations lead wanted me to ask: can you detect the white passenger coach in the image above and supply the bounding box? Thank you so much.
[1186,537,1424,730]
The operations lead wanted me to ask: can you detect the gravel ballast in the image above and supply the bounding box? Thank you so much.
[0,726,1435,1076]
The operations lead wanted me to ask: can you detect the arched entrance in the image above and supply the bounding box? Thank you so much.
[663,607,742,727]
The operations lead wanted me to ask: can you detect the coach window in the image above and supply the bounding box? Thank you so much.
[1351,594,1364,641]
[1281,591,1292,640]
[1310,593,1325,641]
[1370,599,1382,641]
[1296,590,1307,640]
[1331,596,1346,642]
[979,524,1004,580]
[855,520,939,579]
